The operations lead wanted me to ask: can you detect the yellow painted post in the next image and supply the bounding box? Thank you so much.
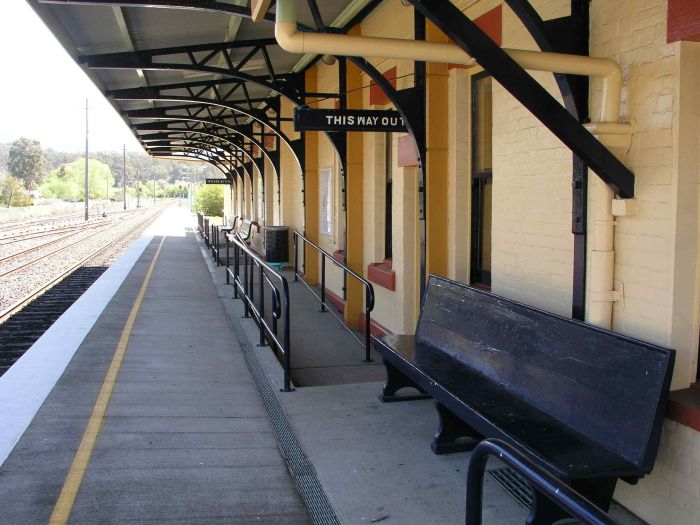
[344,56,364,330]
[425,21,450,278]
[304,67,320,285]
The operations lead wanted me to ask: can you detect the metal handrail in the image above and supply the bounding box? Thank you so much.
[225,230,292,392]
[466,439,619,525]
[293,231,375,362]
[196,211,205,237]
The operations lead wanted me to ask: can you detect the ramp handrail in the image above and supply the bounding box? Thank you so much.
[466,439,619,525]
[226,231,292,392]
[293,231,375,362]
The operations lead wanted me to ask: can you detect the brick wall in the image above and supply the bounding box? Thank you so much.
[485,1,574,316]
[279,97,304,262]
[590,0,678,348]
[616,420,700,525]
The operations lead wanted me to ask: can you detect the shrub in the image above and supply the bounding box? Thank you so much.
[195,184,224,216]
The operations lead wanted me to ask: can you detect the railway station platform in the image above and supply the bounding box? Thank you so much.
[0,208,641,524]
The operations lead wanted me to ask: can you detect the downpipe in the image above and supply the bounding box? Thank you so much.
[274,0,624,329]
[275,0,621,122]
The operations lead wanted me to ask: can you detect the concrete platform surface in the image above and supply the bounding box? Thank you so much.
[208,230,649,525]
[0,210,650,525]
[0,208,309,524]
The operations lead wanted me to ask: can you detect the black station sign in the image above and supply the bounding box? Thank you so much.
[205,178,231,185]
[294,107,407,133]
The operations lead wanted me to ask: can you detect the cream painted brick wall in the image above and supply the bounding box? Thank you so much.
[279,98,304,261]
[615,420,700,525]
[589,0,677,348]
[362,130,386,268]
[487,2,574,316]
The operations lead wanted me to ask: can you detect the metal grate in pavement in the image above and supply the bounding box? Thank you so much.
[226,289,341,525]
[488,466,534,510]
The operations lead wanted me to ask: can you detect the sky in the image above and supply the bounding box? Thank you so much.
[0,1,143,153]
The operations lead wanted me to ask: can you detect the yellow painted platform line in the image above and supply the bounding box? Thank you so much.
[49,236,167,525]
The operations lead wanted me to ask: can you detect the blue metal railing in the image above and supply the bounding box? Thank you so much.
[466,439,618,525]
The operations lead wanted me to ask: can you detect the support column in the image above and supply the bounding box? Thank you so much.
[264,156,276,225]
[447,67,470,283]
[344,55,365,330]
[304,67,320,285]
[425,21,450,278]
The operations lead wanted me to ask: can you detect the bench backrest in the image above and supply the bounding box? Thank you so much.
[238,219,254,241]
[415,275,675,470]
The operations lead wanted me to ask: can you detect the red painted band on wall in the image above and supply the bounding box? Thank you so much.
[369,67,397,106]
[668,0,700,42]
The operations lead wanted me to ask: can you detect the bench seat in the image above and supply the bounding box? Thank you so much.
[372,275,674,523]
[375,333,642,480]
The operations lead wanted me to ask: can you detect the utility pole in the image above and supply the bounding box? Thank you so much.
[122,145,126,210]
[84,99,89,221]
[136,158,140,209]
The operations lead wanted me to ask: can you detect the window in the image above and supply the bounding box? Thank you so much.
[385,132,393,260]
[319,167,333,236]
[471,73,493,287]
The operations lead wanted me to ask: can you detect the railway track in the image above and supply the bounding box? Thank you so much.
[0,207,139,239]
[0,208,164,375]
[0,225,85,245]
[0,225,102,264]
[0,221,121,277]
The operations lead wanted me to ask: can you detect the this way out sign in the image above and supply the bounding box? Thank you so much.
[294,107,407,133]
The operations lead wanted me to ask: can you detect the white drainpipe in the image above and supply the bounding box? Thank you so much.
[274,0,626,329]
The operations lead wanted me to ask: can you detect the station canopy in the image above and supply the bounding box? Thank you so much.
[28,0,374,176]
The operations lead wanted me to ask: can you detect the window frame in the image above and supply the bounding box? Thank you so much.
[470,71,493,288]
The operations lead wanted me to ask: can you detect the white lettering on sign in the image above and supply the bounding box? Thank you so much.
[298,109,407,131]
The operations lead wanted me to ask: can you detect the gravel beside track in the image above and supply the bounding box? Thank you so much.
[0,206,163,314]
[0,205,166,376]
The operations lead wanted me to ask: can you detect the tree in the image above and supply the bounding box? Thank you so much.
[0,174,32,207]
[7,138,47,191]
[196,184,224,216]
[40,159,115,200]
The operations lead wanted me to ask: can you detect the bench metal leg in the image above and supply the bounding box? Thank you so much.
[378,360,431,402]
[526,477,617,525]
[431,402,481,455]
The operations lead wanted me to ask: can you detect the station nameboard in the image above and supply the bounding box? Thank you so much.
[205,178,231,185]
[294,107,407,133]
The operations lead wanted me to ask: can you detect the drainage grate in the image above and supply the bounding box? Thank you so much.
[225,284,341,525]
[488,467,533,510]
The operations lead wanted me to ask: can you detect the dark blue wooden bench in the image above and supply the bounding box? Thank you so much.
[372,275,674,524]
[236,219,256,243]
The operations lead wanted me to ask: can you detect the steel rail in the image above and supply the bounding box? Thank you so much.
[0,211,88,232]
[0,221,132,279]
[0,224,110,264]
[0,208,163,324]
[0,207,143,237]
[0,225,89,245]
